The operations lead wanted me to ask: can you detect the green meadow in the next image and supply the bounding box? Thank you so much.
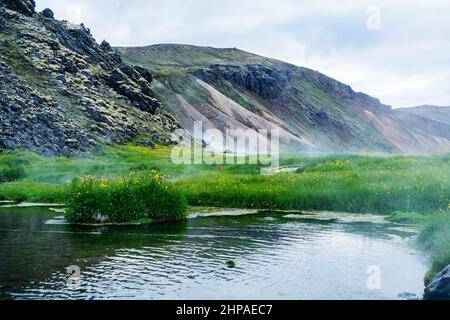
[0,145,449,276]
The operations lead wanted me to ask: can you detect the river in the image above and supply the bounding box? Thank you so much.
[0,206,429,300]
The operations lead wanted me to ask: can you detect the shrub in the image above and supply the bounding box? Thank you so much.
[66,172,187,224]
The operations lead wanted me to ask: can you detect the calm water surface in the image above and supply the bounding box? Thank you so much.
[0,207,429,300]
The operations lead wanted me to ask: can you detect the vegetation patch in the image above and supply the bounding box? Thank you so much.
[386,211,429,224]
[418,213,450,281]
[0,181,69,203]
[0,154,26,182]
[179,157,449,215]
[66,172,187,224]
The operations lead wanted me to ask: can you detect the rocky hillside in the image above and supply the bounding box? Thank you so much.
[119,44,450,154]
[0,0,179,156]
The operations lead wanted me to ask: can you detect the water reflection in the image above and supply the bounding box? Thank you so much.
[0,208,428,300]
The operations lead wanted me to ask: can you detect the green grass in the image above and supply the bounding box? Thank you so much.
[383,210,450,281]
[117,44,285,69]
[0,146,216,185]
[0,181,69,203]
[1,149,449,215]
[386,211,429,224]
[66,172,187,224]
[178,154,450,214]
[0,154,26,182]
[418,213,450,281]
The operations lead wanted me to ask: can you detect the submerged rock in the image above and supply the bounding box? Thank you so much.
[225,260,236,268]
[424,265,450,300]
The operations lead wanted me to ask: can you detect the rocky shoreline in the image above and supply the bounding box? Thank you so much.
[424,265,450,300]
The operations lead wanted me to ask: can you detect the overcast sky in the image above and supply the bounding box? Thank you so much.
[36,0,450,108]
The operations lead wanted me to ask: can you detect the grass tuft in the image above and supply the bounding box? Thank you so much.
[66,172,187,224]
[386,211,429,224]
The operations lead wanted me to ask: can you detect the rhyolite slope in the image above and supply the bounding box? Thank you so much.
[118,44,450,154]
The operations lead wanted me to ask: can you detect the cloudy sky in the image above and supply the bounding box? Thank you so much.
[36,0,450,108]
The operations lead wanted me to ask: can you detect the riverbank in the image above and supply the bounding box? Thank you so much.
[0,146,449,280]
[387,211,450,281]
[1,147,449,213]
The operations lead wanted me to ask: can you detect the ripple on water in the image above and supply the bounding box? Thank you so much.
[0,208,429,300]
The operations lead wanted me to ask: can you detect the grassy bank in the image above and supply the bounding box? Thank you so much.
[1,149,448,216]
[418,213,450,280]
[178,154,450,214]
[67,173,187,224]
[0,146,449,272]
[386,210,450,281]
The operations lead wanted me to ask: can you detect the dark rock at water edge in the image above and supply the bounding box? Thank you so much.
[424,265,450,300]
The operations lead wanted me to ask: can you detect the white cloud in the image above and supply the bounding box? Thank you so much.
[35,0,450,107]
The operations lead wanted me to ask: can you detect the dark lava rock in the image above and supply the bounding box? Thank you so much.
[300,69,391,114]
[424,265,450,300]
[197,64,290,101]
[41,8,53,19]
[107,65,160,113]
[42,19,120,68]
[1,0,35,16]
[100,40,112,51]
[135,65,154,83]
[138,140,155,148]
[0,15,5,30]
[0,0,179,157]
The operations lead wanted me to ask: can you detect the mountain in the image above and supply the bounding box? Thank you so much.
[118,44,450,154]
[398,105,450,126]
[1,1,449,156]
[0,0,179,156]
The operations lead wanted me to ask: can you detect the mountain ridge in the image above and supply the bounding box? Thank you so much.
[118,43,450,154]
[1,1,449,155]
